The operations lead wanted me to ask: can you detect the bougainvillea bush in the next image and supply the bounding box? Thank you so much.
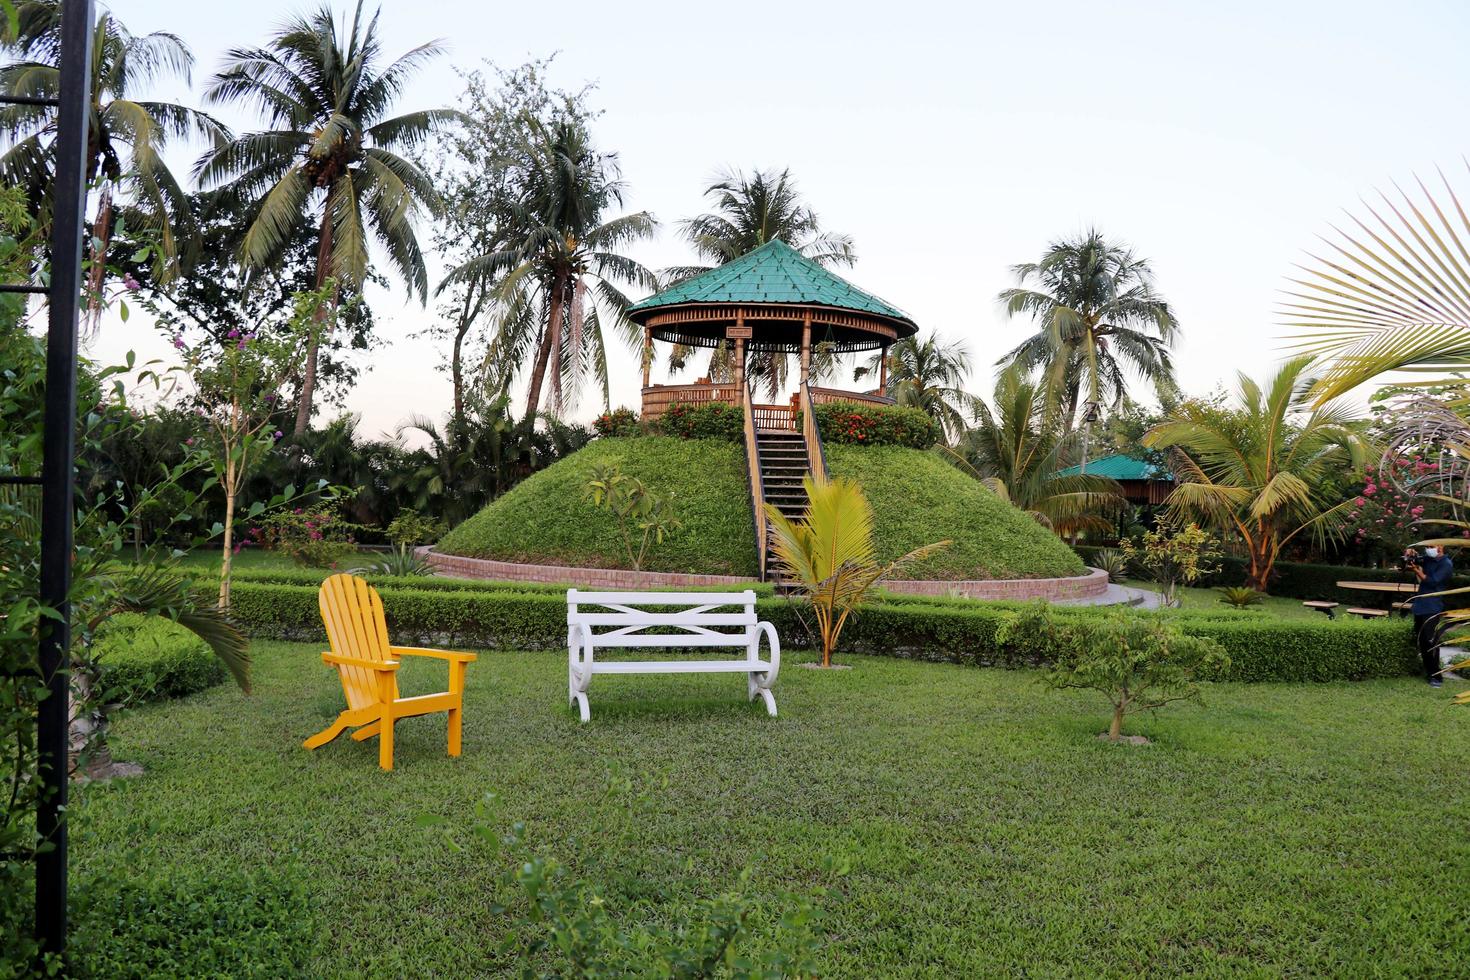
[592,407,641,438]
[1343,453,1462,563]
[808,402,939,449]
[655,401,743,441]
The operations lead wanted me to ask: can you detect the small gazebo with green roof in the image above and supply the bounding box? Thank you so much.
[628,239,918,422]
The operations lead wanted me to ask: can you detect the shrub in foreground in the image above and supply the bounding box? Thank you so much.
[92,613,226,705]
[1002,604,1229,741]
[72,865,318,978]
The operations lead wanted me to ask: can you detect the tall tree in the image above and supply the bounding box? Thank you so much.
[1143,355,1370,592]
[424,58,595,430]
[0,2,228,292]
[444,117,657,419]
[952,367,1126,536]
[997,230,1179,430]
[671,167,855,394]
[130,194,380,414]
[194,1,459,436]
[855,333,980,444]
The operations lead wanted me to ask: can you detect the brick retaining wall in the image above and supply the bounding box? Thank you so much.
[423,549,1108,601]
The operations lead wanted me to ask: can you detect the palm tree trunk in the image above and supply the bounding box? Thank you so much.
[84,184,114,330]
[294,214,336,439]
[523,281,565,422]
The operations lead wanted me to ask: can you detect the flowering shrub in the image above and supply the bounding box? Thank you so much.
[808,402,938,449]
[1344,453,1461,561]
[592,406,641,438]
[656,401,743,441]
[251,506,360,568]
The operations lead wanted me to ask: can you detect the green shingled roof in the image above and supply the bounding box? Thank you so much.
[1055,453,1172,481]
[628,239,915,326]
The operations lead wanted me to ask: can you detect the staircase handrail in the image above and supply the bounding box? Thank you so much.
[799,380,829,483]
[742,380,769,581]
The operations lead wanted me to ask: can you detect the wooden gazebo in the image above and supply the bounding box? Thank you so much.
[628,238,918,428]
[627,239,920,582]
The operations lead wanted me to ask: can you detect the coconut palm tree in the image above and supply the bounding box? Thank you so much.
[951,367,1126,536]
[0,2,229,290]
[997,230,1179,430]
[669,167,854,395]
[444,118,658,419]
[672,166,854,279]
[1143,355,1370,592]
[854,333,980,443]
[194,1,459,437]
[1284,162,1470,404]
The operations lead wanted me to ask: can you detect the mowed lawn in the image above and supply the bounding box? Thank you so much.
[73,642,1470,976]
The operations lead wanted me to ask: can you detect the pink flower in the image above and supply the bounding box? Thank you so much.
[1355,496,1366,507]
[1363,485,1376,495]
[122,273,140,291]
[226,328,240,339]
[171,336,185,350]
[273,430,283,440]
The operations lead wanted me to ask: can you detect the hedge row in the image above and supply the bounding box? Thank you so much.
[92,614,226,704]
[228,580,1418,683]
[1076,545,1470,605]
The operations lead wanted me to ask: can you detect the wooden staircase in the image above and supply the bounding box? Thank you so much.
[741,381,829,588]
[754,428,810,585]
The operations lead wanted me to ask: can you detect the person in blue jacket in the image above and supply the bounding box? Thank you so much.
[1405,545,1454,687]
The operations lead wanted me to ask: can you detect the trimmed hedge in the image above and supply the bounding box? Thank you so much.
[92,614,225,704]
[807,401,938,449]
[228,579,1417,684]
[1077,545,1470,605]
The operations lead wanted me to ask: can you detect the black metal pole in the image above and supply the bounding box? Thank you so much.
[35,0,95,960]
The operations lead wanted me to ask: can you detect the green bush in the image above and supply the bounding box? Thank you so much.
[808,401,938,449]
[227,578,1418,683]
[71,865,318,978]
[92,614,226,704]
[655,400,744,441]
[592,406,641,438]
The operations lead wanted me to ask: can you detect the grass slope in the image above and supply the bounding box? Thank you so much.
[438,437,1084,580]
[439,437,759,576]
[828,444,1084,580]
[74,643,1470,976]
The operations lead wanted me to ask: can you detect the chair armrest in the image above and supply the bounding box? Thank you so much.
[755,621,781,684]
[322,652,399,671]
[390,646,478,663]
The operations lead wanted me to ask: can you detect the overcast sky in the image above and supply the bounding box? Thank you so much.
[87,0,1470,439]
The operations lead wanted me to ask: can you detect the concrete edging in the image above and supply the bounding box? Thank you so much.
[422,549,1109,601]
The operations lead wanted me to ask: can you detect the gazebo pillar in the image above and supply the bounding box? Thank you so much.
[878,340,889,393]
[733,310,746,391]
[800,311,812,387]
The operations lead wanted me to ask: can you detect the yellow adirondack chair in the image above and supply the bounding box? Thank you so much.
[304,574,477,770]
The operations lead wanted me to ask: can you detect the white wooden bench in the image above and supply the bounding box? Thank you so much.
[566,589,780,723]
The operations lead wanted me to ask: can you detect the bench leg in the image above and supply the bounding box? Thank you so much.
[749,672,777,717]
[571,690,590,723]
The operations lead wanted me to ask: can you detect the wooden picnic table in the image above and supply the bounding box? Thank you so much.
[1337,580,1417,617]
[1335,581,1418,594]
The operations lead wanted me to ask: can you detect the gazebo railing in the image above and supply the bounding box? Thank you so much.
[808,385,895,407]
[640,382,740,423]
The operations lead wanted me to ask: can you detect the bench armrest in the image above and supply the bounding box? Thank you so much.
[754,621,781,685]
[322,652,399,671]
[391,646,478,663]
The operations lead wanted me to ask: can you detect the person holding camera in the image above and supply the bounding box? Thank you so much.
[1405,545,1454,687]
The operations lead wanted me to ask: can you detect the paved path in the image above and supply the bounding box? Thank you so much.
[1052,583,1164,609]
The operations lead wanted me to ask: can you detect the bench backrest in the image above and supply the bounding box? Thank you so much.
[567,590,758,649]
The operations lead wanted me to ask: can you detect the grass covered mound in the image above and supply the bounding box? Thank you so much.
[438,437,760,576]
[437,436,1085,580]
